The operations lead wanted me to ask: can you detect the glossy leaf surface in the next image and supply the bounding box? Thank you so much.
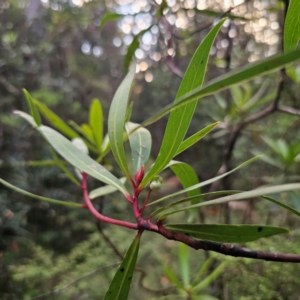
[284,0,300,51]
[140,19,225,188]
[104,234,140,300]
[165,224,289,243]
[175,122,219,156]
[141,48,300,128]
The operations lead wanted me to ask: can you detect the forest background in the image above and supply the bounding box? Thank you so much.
[1,0,300,299]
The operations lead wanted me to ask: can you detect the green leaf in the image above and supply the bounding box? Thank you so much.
[89,99,103,152]
[124,36,139,73]
[49,147,80,186]
[108,64,136,179]
[39,125,129,197]
[175,122,219,156]
[81,124,94,143]
[262,195,300,218]
[284,0,300,51]
[0,178,82,207]
[34,100,79,139]
[160,183,300,219]
[147,156,261,207]
[13,110,37,127]
[141,48,300,128]
[169,161,201,221]
[140,19,225,188]
[23,89,41,126]
[149,190,240,219]
[68,120,99,153]
[169,161,200,198]
[126,122,152,174]
[104,233,141,300]
[193,8,249,21]
[179,243,189,287]
[191,262,227,293]
[165,224,289,243]
[89,177,127,199]
[100,13,123,29]
[164,264,185,292]
[191,257,214,288]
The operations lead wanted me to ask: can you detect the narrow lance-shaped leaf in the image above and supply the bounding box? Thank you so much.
[165,224,289,243]
[141,48,300,128]
[151,192,300,220]
[0,179,82,207]
[13,110,37,127]
[23,89,41,126]
[160,183,300,220]
[284,0,300,51]
[147,156,261,207]
[108,64,136,179]
[175,122,219,157]
[34,99,79,139]
[126,122,152,174]
[169,161,201,221]
[104,233,141,300]
[81,124,94,143]
[89,98,103,151]
[168,161,200,198]
[39,125,129,197]
[179,243,190,287]
[68,120,99,153]
[149,190,240,218]
[100,13,123,29]
[191,262,227,293]
[191,256,214,288]
[140,19,225,188]
[164,265,185,292]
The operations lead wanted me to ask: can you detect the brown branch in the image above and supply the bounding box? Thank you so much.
[278,105,300,116]
[0,75,20,96]
[152,222,300,263]
[172,0,253,40]
[164,56,183,79]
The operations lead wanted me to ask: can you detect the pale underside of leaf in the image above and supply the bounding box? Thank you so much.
[39,125,129,196]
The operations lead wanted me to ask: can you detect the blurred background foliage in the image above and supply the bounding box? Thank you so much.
[0,0,300,299]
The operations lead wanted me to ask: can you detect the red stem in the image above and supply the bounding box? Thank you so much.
[140,190,152,214]
[81,173,138,230]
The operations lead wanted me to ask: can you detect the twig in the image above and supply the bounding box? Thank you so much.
[172,0,252,40]
[278,105,300,116]
[0,74,20,95]
[24,262,121,300]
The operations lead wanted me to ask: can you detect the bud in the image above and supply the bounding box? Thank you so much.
[149,175,163,191]
[135,165,145,185]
